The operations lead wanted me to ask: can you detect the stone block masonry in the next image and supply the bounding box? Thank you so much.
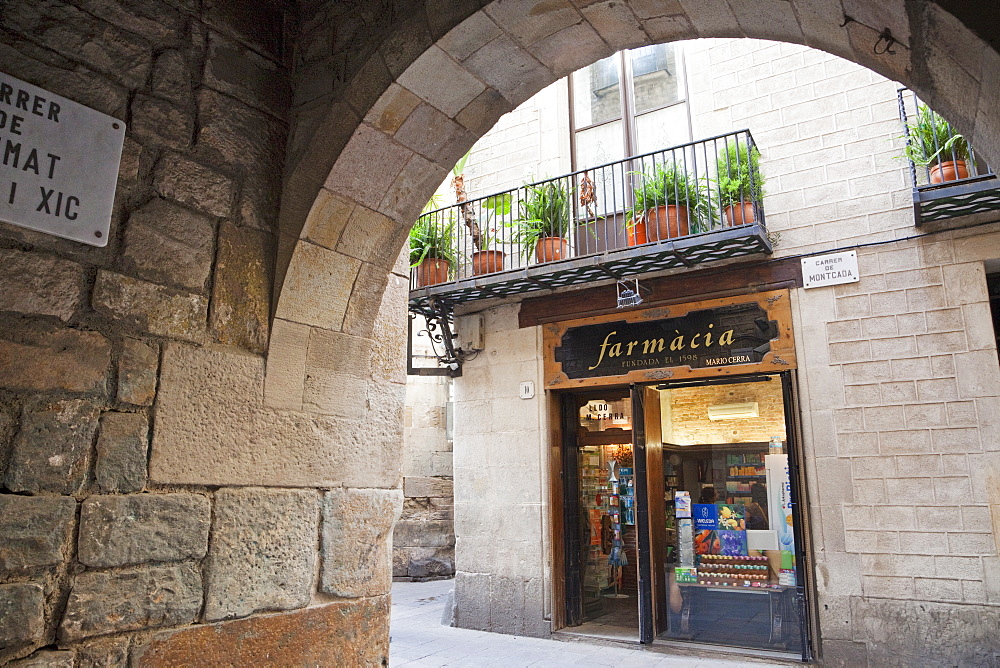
[0,1,399,665]
[0,0,997,667]
[396,355,456,581]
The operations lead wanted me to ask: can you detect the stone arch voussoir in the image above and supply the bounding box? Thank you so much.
[265,0,1000,431]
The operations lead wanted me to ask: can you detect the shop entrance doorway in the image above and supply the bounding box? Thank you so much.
[558,374,811,659]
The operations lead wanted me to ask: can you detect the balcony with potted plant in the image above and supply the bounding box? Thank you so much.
[408,129,771,318]
[898,89,1000,225]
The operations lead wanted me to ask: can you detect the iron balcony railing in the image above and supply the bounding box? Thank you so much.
[409,129,768,293]
[897,88,1000,224]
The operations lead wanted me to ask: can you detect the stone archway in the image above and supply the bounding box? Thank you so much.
[265,0,999,454]
[254,0,999,661]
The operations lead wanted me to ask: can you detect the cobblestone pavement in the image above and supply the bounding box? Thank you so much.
[390,579,791,667]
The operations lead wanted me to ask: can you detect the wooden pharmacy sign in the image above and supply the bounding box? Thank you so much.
[544,290,796,389]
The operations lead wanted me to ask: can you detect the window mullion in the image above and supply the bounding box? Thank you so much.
[621,51,638,159]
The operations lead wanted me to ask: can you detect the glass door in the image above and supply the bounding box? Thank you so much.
[561,390,641,642]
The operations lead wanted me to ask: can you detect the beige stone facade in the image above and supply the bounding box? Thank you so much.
[447,37,1000,664]
[0,1,998,665]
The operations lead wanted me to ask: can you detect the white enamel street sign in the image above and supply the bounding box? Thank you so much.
[801,250,860,289]
[0,72,126,247]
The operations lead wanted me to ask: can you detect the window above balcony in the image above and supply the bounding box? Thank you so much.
[898,88,1000,226]
[408,130,771,317]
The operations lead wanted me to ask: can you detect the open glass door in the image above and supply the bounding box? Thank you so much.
[561,389,641,642]
[631,384,668,643]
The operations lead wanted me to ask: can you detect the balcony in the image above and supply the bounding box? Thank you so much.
[898,88,1000,225]
[408,130,771,317]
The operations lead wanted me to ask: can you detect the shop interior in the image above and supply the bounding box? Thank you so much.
[564,376,804,654]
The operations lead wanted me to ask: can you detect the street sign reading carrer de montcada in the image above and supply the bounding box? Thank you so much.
[0,72,126,247]
[801,250,860,289]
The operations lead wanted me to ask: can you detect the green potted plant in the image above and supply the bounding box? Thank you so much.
[626,161,705,245]
[902,103,970,183]
[715,140,765,226]
[516,180,572,263]
[409,208,456,287]
[470,193,512,276]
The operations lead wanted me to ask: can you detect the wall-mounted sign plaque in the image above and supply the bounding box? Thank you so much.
[1,72,126,246]
[544,290,796,389]
[801,250,859,289]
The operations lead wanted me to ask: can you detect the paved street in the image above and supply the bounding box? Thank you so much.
[389,579,789,667]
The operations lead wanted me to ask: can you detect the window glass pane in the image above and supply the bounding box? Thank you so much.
[573,55,622,127]
[576,121,626,169]
[634,104,690,155]
[575,121,626,219]
[631,44,681,113]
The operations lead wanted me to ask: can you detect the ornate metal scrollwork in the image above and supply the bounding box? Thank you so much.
[408,299,464,377]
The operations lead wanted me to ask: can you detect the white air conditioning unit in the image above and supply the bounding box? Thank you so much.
[707,402,759,420]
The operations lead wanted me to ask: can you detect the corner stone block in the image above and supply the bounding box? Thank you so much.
[404,476,454,498]
[117,338,159,407]
[5,398,101,495]
[92,271,208,343]
[204,488,319,622]
[406,547,455,578]
[95,412,149,493]
[122,198,216,293]
[273,242,361,332]
[209,221,273,354]
[0,249,85,321]
[78,493,210,568]
[0,583,45,658]
[59,564,202,642]
[70,636,129,668]
[0,495,76,576]
[130,95,192,152]
[8,651,74,667]
[0,327,110,394]
[321,488,403,598]
[134,597,390,667]
[153,153,236,220]
[393,520,455,548]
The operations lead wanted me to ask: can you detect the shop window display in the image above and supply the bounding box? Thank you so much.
[658,380,804,653]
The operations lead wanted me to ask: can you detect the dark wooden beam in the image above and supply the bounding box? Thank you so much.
[518,256,804,328]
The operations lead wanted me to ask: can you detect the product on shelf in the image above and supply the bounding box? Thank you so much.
[693,554,777,587]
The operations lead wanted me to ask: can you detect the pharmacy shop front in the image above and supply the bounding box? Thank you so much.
[546,291,813,659]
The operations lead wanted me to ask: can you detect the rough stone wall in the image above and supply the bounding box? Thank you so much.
[0,1,400,665]
[395,337,455,580]
[2,0,1000,665]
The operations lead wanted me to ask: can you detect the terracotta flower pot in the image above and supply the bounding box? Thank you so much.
[929,159,969,184]
[626,219,648,246]
[534,237,569,263]
[414,257,449,287]
[471,250,504,275]
[645,204,690,240]
[724,201,755,226]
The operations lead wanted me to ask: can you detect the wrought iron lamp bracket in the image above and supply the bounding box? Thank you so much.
[407,299,465,377]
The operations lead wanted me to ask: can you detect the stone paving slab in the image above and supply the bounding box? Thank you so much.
[390,579,789,667]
